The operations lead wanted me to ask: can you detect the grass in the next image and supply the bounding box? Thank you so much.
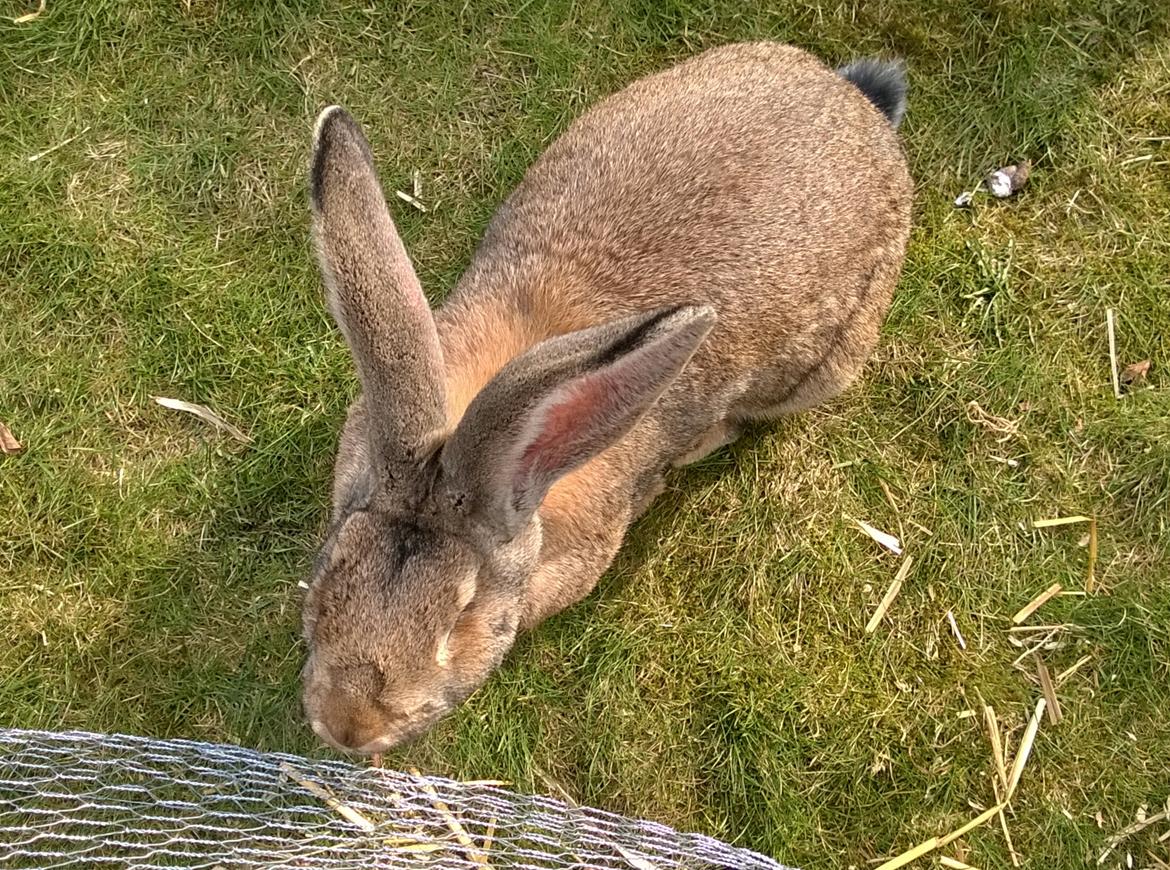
[1,1,1169,867]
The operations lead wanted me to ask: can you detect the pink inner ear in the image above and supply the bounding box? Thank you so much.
[517,373,615,483]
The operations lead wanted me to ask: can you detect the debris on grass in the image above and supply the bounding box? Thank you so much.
[396,189,427,212]
[279,762,376,832]
[482,817,497,858]
[1006,698,1046,801]
[937,804,1007,850]
[874,834,940,870]
[965,401,1020,442]
[939,858,978,870]
[953,189,976,208]
[1031,515,1099,592]
[1009,626,1067,667]
[615,845,659,870]
[1032,515,1092,529]
[983,705,1010,794]
[12,0,46,24]
[1086,516,1099,593]
[1056,654,1093,684]
[992,778,1022,867]
[851,516,903,555]
[1120,359,1151,386]
[877,478,907,541]
[27,125,90,162]
[907,519,934,537]
[946,610,967,650]
[875,804,1006,869]
[985,161,1031,198]
[409,767,488,866]
[1035,657,1063,724]
[1011,583,1063,625]
[0,421,23,455]
[1098,807,1170,865]
[1107,309,1122,400]
[866,555,914,633]
[153,396,252,443]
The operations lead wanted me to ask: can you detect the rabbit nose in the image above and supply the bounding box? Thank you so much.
[313,701,389,753]
[317,710,359,751]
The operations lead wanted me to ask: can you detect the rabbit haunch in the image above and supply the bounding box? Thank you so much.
[299,42,912,754]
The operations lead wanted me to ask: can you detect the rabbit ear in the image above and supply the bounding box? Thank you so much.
[441,305,716,540]
[310,106,446,494]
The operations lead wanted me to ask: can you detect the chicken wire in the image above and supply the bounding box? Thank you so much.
[0,728,794,869]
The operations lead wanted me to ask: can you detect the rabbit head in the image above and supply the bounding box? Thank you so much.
[300,107,714,754]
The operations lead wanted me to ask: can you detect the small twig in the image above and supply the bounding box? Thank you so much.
[907,519,934,537]
[875,804,1005,870]
[482,817,497,856]
[395,189,427,212]
[1056,654,1093,684]
[1011,583,1063,625]
[409,767,487,865]
[615,845,659,870]
[279,762,376,832]
[1035,657,1062,724]
[1010,625,1064,667]
[1086,517,1099,594]
[946,610,967,650]
[939,858,977,870]
[1032,515,1092,528]
[939,803,1008,848]
[27,125,90,162]
[12,0,46,24]
[983,705,1010,794]
[992,778,1022,867]
[1008,624,1070,633]
[874,836,939,870]
[866,556,914,633]
[1098,810,1170,865]
[1106,308,1122,400]
[1006,698,1046,801]
[877,478,905,541]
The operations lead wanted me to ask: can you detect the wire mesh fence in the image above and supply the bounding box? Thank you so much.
[0,728,794,869]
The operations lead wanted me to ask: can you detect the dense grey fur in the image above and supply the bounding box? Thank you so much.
[299,42,914,754]
[837,58,908,128]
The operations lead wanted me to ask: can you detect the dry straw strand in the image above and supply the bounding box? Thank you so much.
[1011,583,1063,625]
[866,555,915,633]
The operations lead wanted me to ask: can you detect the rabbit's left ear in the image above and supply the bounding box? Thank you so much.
[440,305,716,540]
[310,106,447,497]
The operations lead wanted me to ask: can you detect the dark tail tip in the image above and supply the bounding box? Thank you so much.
[837,58,907,129]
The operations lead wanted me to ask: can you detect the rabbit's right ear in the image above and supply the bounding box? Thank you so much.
[310,107,446,495]
[440,305,716,540]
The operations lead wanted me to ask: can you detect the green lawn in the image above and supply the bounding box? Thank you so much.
[2,2,1168,868]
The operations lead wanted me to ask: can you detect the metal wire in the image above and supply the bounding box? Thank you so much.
[0,728,794,869]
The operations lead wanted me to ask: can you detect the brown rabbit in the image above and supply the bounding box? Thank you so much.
[300,42,912,753]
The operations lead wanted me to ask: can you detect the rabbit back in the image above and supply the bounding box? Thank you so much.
[437,42,912,465]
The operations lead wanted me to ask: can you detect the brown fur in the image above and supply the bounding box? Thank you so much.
[300,42,912,753]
